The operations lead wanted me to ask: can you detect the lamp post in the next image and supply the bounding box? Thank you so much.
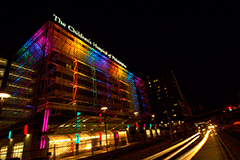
[152,114,156,128]
[134,111,139,141]
[101,106,108,152]
[164,99,173,140]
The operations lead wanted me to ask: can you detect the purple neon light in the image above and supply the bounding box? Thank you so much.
[40,136,46,149]
[43,138,46,148]
[42,109,49,132]
[40,140,42,149]
[42,110,47,132]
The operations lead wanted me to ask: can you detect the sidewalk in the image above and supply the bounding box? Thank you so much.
[59,137,169,160]
[217,130,240,159]
[59,142,141,160]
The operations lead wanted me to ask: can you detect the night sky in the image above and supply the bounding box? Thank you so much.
[0,1,239,113]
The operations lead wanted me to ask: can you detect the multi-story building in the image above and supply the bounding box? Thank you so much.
[0,15,151,159]
[146,71,193,124]
[0,57,34,129]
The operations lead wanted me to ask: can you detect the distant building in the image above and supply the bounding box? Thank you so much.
[146,71,193,124]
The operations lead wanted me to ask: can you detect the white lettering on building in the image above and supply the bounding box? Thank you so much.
[53,14,126,68]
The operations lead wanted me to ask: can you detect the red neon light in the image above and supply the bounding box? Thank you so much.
[98,131,102,140]
[234,121,240,125]
[24,125,28,135]
[136,123,139,128]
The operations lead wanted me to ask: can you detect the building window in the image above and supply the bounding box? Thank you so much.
[148,82,151,84]
[164,87,167,90]
[0,146,8,160]
[173,114,177,117]
[12,142,24,160]
[165,91,168,94]
[158,97,160,99]
[157,94,159,96]
[158,86,160,88]
[149,85,151,87]
[157,89,161,92]
[173,103,178,106]
[66,64,72,69]
[172,109,175,112]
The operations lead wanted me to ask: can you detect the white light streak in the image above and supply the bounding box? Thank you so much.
[176,130,211,160]
[164,135,200,160]
[143,132,200,160]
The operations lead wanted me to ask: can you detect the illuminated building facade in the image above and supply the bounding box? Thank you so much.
[0,16,151,159]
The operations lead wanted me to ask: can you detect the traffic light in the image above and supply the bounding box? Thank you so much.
[228,106,232,111]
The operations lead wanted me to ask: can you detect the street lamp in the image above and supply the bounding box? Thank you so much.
[133,111,139,142]
[134,111,139,129]
[0,92,11,115]
[101,106,108,151]
[152,114,156,128]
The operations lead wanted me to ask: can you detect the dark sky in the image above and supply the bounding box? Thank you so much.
[0,1,239,112]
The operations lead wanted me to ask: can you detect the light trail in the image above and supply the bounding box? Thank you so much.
[143,132,200,160]
[176,130,211,160]
[164,135,200,160]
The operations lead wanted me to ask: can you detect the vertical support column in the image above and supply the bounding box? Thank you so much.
[117,80,123,110]
[75,133,80,155]
[53,144,56,160]
[107,75,111,109]
[92,68,97,110]
[72,59,78,111]
[104,111,108,152]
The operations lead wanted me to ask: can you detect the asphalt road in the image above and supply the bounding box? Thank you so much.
[110,130,233,160]
[190,130,231,160]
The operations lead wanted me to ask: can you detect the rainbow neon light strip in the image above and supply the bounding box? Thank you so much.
[13,21,149,115]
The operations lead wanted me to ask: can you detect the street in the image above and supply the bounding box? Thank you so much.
[99,128,240,160]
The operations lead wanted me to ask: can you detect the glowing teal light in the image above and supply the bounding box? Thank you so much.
[8,131,12,139]
[76,112,81,131]
[75,133,80,144]
[150,124,152,128]
[127,125,129,128]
